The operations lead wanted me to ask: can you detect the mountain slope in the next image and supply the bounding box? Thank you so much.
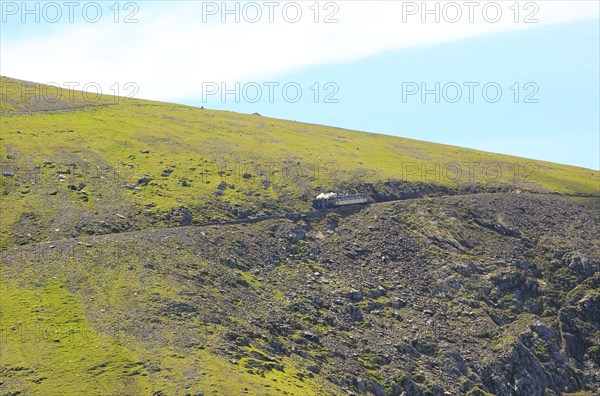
[1,193,599,395]
[0,77,599,395]
[1,77,598,249]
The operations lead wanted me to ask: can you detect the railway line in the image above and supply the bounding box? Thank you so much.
[1,190,597,258]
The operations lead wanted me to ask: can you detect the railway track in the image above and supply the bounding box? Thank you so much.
[1,190,598,256]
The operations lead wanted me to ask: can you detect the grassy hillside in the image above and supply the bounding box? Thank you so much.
[1,76,599,395]
[1,77,598,249]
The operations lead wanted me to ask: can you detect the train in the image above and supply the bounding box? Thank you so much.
[313,192,370,209]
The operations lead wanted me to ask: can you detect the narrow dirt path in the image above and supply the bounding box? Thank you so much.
[1,190,596,254]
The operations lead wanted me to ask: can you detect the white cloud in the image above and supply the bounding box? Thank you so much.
[1,0,598,101]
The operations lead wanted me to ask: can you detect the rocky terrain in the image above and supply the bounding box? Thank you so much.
[1,77,598,395]
[2,192,598,395]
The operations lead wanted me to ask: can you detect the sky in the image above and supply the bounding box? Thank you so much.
[1,0,599,169]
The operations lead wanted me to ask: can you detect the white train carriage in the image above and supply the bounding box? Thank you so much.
[314,193,369,209]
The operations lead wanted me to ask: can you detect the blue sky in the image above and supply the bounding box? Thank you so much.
[1,1,599,169]
[195,19,600,169]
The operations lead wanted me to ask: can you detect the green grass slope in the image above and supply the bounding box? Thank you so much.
[1,76,598,249]
[0,76,599,395]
